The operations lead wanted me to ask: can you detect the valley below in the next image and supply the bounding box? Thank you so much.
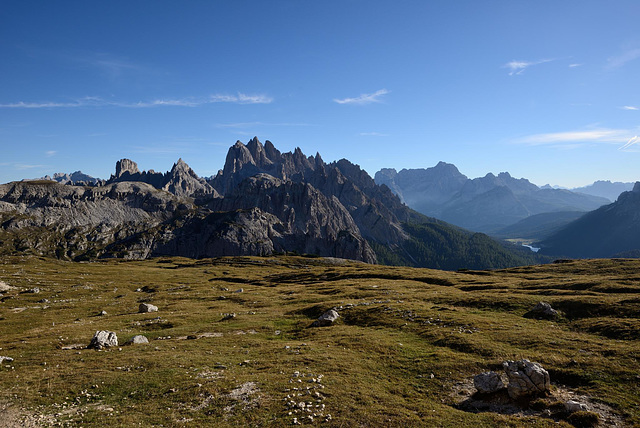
[0,255,638,427]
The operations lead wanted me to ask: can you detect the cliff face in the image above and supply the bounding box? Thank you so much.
[0,181,188,260]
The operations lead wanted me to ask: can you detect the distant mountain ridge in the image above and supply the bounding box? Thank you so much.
[0,138,543,270]
[35,171,100,185]
[570,180,634,202]
[375,165,611,234]
[536,182,640,258]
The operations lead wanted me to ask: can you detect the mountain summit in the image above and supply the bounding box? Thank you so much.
[376,165,610,233]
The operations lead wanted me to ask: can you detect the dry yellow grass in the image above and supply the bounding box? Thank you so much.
[0,255,638,427]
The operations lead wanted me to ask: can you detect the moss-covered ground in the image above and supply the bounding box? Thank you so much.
[0,255,638,427]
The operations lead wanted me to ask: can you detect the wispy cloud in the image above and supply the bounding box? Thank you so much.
[359,132,389,137]
[569,63,582,68]
[619,136,640,151]
[621,105,639,111]
[45,150,56,157]
[14,163,47,170]
[79,54,143,80]
[516,128,635,146]
[334,89,389,105]
[607,48,640,69]
[0,93,272,109]
[503,59,553,75]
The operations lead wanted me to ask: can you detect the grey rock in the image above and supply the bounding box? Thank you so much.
[502,359,550,399]
[524,302,559,320]
[115,159,140,178]
[99,310,108,316]
[221,313,236,321]
[311,309,340,327]
[88,331,118,349]
[0,356,14,364]
[0,281,13,292]
[25,287,40,294]
[565,400,588,412]
[139,303,158,313]
[473,371,505,394]
[126,335,149,345]
[233,288,244,293]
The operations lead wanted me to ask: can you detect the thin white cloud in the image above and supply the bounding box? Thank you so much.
[0,93,272,109]
[516,128,634,146]
[334,89,389,105]
[621,105,639,111]
[503,59,553,75]
[619,136,640,151]
[45,150,56,157]
[569,63,582,68]
[359,132,389,137]
[14,163,47,170]
[607,48,640,69]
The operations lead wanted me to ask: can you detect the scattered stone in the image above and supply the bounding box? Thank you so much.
[224,381,260,412]
[99,310,108,316]
[88,331,118,350]
[311,309,339,327]
[473,371,505,394]
[566,400,588,412]
[0,356,14,364]
[139,303,158,313]
[24,287,40,294]
[524,302,559,320]
[502,359,550,399]
[234,288,244,293]
[126,335,149,345]
[0,281,13,292]
[221,313,236,321]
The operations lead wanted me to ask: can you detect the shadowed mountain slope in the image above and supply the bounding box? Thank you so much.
[537,182,640,258]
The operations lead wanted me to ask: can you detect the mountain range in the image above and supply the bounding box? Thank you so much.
[375,164,612,234]
[0,138,542,270]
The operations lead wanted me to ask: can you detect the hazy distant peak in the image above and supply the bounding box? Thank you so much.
[633,182,640,193]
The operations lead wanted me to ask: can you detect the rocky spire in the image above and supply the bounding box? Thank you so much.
[115,159,140,178]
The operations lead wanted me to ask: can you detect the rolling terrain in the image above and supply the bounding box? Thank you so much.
[0,255,638,426]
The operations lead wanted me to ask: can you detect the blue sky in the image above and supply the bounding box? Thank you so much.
[1,1,639,187]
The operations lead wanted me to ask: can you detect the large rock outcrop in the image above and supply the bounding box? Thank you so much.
[502,359,550,399]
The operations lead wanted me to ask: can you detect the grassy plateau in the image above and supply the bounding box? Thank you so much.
[0,255,639,427]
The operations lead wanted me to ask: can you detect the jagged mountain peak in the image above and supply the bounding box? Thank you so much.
[633,181,640,192]
[107,157,218,199]
[115,159,140,178]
